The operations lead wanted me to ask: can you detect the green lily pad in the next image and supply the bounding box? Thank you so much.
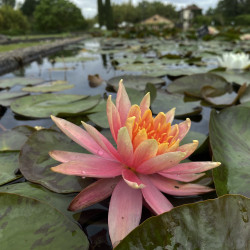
[107,75,165,91]
[22,80,74,93]
[152,91,202,117]
[11,94,100,118]
[210,106,250,198]
[0,152,22,185]
[0,129,30,151]
[19,129,93,193]
[164,67,209,77]
[213,70,250,85]
[0,77,44,89]
[0,193,88,249]
[116,195,250,250]
[167,73,231,98]
[0,91,29,106]
[0,182,77,219]
[55,56,97,63]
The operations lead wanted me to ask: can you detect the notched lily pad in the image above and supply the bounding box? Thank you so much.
[0,193,89,249]
[11,94,100,118]
[19,129,93,193]
[210,106,250,198]
[116,195,250,250]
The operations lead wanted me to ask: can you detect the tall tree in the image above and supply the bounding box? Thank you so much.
[105,0,114,29]
[0,0,15,8]
[21,0,41,18]
[97,0,105,27]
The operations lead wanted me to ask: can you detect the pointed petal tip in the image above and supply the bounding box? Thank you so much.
[216,162,221,166]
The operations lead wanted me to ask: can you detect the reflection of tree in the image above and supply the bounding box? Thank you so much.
[101,54,107,68]
[13,67,26,77]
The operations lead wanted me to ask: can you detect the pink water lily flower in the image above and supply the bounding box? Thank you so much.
[50,80,220,246]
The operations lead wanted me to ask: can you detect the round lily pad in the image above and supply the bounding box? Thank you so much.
[0,193,89,249]
[151,91,202,117]
[22,81,74,93]
[11,94,100,118]
[0,91,29,106]
[19,129,93,193]
[0,77,44,89]
[116,195,250,249]
[167,73,231,98]
[107,75,165,91]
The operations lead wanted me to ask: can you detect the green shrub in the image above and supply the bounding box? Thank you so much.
[0,6,29,35]
[33,0,87,33]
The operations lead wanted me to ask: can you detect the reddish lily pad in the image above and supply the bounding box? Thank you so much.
[0,193,89,249]
[19,129,93,193]
[210,106,250,198]
[116,195,250,249]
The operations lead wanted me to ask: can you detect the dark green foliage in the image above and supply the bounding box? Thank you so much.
[20,0,40,17]
[235,14,250,25]
[0,5,29,34]
[33,0,87,33]
[105,0,114,30]
[97,0,105,27]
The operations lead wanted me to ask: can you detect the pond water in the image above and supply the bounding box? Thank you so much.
[0,37,240,249]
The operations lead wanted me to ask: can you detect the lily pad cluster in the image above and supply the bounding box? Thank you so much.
[0,36,250,249]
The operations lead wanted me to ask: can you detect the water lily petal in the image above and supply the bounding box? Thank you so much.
[177,140,199,159]
[116,80,131,126]
[69,177,120,211]
[51,158,122,178]
[136,151,186,174]
[165,107,176,124]
[132,128,148,149]
[140,175,173,214]
[51,116,111,159]
[82,121,120,160]
[177,118,191,141]
[108,179,142,246]
[107,95,121,142]
[128,105,141,123]
[163,161,221,174]
[139,92,150,116]
[122,169,145,189]
[153,112,166,130]
[149,174,214,196]
[49,150,93,163]
[125,116,135,140]
[159,172,205,182]
[117,127,133,166]
[133,139,158,166]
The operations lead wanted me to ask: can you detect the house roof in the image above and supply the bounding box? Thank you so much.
[141,14,174,27]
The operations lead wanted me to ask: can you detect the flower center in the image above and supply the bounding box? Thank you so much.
[126,106,180,154]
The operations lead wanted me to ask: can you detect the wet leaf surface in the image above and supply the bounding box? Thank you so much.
[116,195,250,250]
[0,193,89,249]
[210,106,250,197]
[19,129,93,193]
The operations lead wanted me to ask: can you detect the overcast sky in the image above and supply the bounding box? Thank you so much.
[73,0,219,18]
[18,0,219,19]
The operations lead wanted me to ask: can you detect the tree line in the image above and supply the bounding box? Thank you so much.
[0,0,87,35]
